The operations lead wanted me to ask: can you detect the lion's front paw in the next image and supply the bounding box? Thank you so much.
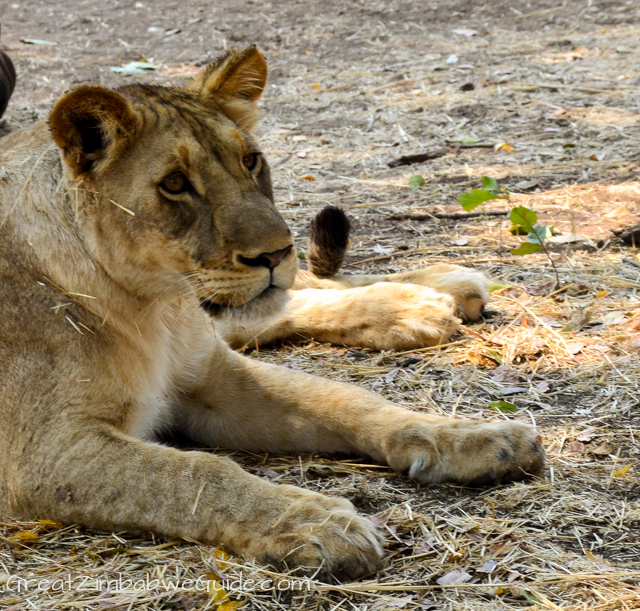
[386,419,545,486]
[251,486,383,579]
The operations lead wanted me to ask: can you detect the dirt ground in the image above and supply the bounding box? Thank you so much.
[1,0,640,610]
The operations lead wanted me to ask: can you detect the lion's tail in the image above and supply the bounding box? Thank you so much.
[307,206,351,278]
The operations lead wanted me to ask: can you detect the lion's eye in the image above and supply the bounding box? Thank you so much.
[160,172,191,194]
[242,153,260,171]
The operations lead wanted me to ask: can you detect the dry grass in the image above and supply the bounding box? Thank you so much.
[2,0,640,609]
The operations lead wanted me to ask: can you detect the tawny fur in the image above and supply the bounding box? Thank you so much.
[221,205,491,350]
[0,47,544,580]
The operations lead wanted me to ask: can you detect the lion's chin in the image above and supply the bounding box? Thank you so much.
[200,284,289,322]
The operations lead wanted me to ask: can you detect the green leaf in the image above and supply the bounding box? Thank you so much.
[480,176,498,192]
[510,242,543,256]
[528,223,553,245]
[483,348,503,365]
[457,189,501,212]
[509,207,537,233]
[487,281,509,292]
[489,400,517,413]
[509,225,529,236]
[447,136,480,144]
[297,251,306,260]
[521,590,542,604]
[408,175,426,188]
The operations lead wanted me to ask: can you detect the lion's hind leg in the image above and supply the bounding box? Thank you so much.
[301,206,489,322]
[397,264,490,322]
[328,265,490,323]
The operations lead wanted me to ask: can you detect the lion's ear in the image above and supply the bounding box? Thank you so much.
[187,46,268,131]
[49,85,135,178]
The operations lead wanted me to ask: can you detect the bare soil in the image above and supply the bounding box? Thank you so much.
[1,1,640,610]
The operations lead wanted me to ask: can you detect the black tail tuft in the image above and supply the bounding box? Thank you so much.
[307,206,351,278]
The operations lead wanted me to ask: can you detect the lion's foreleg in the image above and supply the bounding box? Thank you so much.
[182,344,545,485]
[9,418,381,578]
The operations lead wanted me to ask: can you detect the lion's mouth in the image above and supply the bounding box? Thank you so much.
[200,284,280,318]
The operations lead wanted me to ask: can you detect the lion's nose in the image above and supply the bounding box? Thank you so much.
[238,245,292,270]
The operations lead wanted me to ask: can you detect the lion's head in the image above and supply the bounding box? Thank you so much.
[48,46,296,321]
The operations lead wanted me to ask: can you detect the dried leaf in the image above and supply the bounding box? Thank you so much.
[515,179,539,190]
[388,150,447,167]
[300,174,316,180]
[589,441,615,456]
[451,29,478,36]
[536,381,550,393]
[385,368,400,383]
[548,234,586,244]
[570,441,586,453]
[562,309,593,333]
[400,356,422,368]
[205,573,230,602]
[372,595,414,610]
[436,569,472,586]
[415,534,437,554]
[576,430,597,442]
[601,311,626,325]
[37,519,63,529]
[604,203,630,218]
[20,38,57,45]
[500,387,528,396]
[516,291,534,306]
[585,549,606,563]
[373,244,394,256]
[9,531,38,543]
[613,464,633,477]
[256,466,281,480]
[566,341,586,355]
[475,559,498,573]
[496,142,515,152]
[110,61,158,74]
[370,512,391,528]
[529,401,553,410]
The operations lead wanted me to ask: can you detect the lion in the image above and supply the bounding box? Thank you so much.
[0,46,544,579]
